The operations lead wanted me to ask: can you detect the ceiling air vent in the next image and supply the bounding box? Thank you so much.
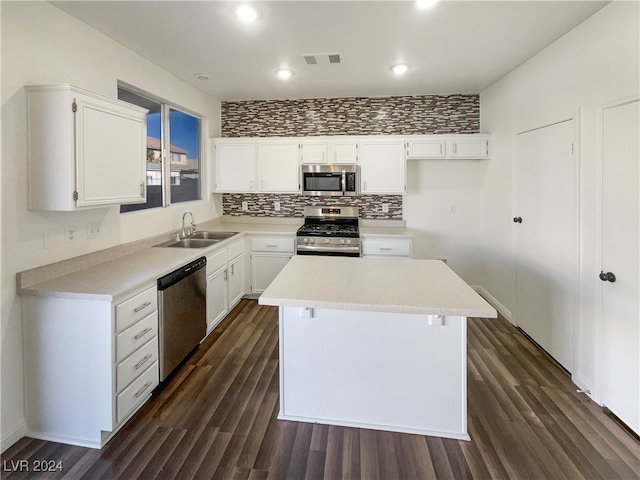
[301,53,343,65]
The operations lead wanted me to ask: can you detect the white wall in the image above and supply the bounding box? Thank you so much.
[1,2,222,451]
[404,159,488,286]
[479,2,639,398]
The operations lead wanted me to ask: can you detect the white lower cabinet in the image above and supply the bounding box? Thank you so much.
[251,235,295,293]
[362,237,412,258]
[23,284,159,448]
[206,239,246,333]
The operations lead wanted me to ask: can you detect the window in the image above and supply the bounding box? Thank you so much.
[118,86,202,212]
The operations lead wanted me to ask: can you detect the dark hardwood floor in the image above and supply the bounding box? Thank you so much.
[3,299,639,479]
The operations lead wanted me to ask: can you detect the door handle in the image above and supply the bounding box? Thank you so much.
[599,271,616,283]
[513,217,522,223]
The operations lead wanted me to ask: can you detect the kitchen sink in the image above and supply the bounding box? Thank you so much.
[155,238,221,248]
[154,231,239,248]
[191,231,239,240]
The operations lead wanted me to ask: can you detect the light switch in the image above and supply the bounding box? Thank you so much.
[299,307,314,318]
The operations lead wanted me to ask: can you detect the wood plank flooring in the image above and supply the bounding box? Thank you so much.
[3,299,639,479]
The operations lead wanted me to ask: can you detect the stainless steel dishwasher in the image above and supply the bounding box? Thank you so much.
[157,256,207,381]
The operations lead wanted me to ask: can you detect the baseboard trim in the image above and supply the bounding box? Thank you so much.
[471,285,513,323]
[1,420,27,453]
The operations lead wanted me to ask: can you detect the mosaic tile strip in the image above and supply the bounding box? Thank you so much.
[221,95,479,137]
[223,193,403,220]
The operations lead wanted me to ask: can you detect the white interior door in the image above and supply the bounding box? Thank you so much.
[515,119,577,372]
[600,99,640,435]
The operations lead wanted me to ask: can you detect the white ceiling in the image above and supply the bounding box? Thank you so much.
[51,0,609,101]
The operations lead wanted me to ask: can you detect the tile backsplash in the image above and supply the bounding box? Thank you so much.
[223,194,403,220]
[221,95,479,137]
[220,94,479,219]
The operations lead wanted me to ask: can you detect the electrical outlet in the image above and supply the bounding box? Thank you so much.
[382,203,389,213]
[274,201,281,211]
[64,225,84,244]
[241,201,248,211]
[87,222,102,239]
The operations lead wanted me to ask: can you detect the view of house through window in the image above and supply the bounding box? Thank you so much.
[118,87,202,212]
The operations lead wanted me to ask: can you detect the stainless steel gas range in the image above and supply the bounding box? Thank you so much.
[296,206,360,257]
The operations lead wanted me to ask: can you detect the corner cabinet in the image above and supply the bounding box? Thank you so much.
[26,84,148,211]
[359,139,406,194]
[250,235,295,293]
[23,285,159,448]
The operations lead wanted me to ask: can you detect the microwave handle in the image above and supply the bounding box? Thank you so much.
[342,170,346,195]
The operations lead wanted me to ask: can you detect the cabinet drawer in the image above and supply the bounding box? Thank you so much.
[207,249,228,276]
[116,337,158,393]
[251,236,295,253]
[116,312,158,363]
[115,287,157,333]
[228,239,245,261]
[362,239,412,257]
[117,361,158,423]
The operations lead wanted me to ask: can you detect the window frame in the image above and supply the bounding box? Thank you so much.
[117,82,206,212]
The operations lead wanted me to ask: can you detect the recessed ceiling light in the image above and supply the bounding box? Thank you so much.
[235,4,259,23]
[416,0,440,9]
[390,64,411,75]
[275,69,294,80]
[193,73,210,81]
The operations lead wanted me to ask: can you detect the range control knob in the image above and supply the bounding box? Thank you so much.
[324,238,330,244]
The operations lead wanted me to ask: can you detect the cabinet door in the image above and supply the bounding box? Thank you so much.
[448,137,489,158]
[407,138,446,159]
[359,140,406,194]
[228,254,245,309]
[214,141,256,192]
[329,139,359,164]
[75,93,147,207]
[206,268,228,333]
[258,141,300,192]
[251,254,292,293]
[300,141,328,164]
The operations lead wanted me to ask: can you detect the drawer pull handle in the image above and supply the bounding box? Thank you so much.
[134,327,152,340]
[267,244,278,248]
[134,381,153,398]
[134,301,152,313]
[380,248,393,251]
[134,354,153,370]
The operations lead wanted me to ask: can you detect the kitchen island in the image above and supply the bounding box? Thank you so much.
[259,256,497,440]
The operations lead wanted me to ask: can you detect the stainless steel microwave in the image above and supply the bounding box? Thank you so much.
[301,165,358,196]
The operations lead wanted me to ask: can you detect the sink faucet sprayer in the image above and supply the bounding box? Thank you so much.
[181,211,196,238]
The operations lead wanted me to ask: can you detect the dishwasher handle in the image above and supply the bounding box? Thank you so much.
[157,257,207,290]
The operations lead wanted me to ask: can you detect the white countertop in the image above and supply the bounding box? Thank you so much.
[259,256,497,317]
[17,219,413,302]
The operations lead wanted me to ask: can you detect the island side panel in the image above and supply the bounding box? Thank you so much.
[278,306,469,440]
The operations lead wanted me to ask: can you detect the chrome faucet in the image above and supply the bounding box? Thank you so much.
[181,211,196,238]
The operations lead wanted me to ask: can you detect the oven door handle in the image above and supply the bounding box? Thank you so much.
[297,244,360,254]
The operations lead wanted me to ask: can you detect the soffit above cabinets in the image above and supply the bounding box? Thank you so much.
[51,1,609,101]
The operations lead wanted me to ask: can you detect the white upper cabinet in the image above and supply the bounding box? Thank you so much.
[406,137,446,159]
[300,140,328,164]
[329,138,359,164]
[406,134,491,160]
[447,135,490,159]
[214,139,257,192]
[27,84,148,211]
[257,140,300,192]
[359,139,406,195]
